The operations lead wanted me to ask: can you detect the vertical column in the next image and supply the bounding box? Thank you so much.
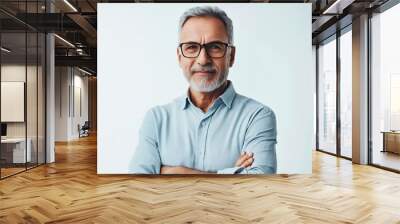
[46,1,55,163]
[352,14,369,164]
[336,31,341,156]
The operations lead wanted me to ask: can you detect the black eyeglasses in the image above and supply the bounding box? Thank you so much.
[178,41,234,58]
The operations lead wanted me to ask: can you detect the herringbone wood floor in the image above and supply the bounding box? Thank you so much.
[1,134,400,224]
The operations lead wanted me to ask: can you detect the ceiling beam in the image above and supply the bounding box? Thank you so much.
[67,13,97,41]
[55,55,96,69]
[322,0,356,14]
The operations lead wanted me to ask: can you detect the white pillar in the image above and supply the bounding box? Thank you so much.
[352,14,369,164]
[46,1,55,163]
[46,33,55,163]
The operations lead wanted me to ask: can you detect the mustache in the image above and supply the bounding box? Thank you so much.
[191,65,216,73]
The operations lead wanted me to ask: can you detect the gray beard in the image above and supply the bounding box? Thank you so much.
[188,70,228,93]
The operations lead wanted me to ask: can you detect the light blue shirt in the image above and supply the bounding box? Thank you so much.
[130,81,277,174]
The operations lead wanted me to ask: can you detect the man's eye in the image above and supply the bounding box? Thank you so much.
[185,45,199,50]
[209,44,223,50]
[184,46,199,54]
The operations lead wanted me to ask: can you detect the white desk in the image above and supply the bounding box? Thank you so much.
[1,138,31,163]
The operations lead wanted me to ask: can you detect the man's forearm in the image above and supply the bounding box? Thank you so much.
[161,152,255,174]
[160,166,215,174]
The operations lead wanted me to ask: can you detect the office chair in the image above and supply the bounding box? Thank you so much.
[79,121,90,138]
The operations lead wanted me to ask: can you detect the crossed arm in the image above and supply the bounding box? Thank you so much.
[130,107,277,174]
[160,151,255,174]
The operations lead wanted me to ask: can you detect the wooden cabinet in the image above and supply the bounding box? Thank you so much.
[382,132,400,154]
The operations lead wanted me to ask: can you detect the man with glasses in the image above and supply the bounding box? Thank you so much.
[130,6,277,174]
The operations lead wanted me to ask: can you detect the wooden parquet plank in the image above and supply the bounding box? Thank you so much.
[0,134,400,223]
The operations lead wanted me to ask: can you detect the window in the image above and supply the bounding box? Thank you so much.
[371,3,400,171]
[318,37,337,154]
[339,29,352,158]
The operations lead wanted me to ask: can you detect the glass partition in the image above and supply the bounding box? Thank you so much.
[1,31,28,177]
[38,32,45,165]
[0,1,46,179]
[27,31,38,169]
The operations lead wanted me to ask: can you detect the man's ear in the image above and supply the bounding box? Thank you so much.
[229,47,236,67]
[177,47,182,68]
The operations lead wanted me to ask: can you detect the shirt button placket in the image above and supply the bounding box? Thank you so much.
[198,119,206,169]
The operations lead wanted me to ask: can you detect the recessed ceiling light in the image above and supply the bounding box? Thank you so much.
[1,47,11,53]
[54,34,75,48]
[322,0,356,15]
[78,67,93,76]
[63,0,78,12]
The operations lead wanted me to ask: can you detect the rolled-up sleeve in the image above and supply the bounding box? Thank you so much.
[129,109,161,174]
[217,107,277,174]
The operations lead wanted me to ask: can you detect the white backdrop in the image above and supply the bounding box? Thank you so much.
[98,3,313,174]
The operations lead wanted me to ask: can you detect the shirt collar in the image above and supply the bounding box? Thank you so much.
[180,93,190,110]
[179,80,236,110]
[219,81,236,109]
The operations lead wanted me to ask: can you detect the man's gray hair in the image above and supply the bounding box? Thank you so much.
[178,6,234,44]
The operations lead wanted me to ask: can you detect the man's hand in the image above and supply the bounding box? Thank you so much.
[235,151,254,168]
[160,151,254,174]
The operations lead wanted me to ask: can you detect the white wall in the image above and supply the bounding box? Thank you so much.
[1,63,46,163]
[72,72,89,138]
[1,82,25,122]
[55,67,89,141]
[55,66,69,141]
[98,3,313,174]
[1,65,40,138]
[1,66,26,128]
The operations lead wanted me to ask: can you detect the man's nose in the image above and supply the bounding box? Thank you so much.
[196,47,211,65]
